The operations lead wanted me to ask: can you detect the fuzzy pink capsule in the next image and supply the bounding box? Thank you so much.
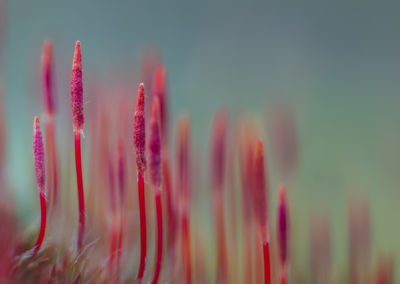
[70,41,84,131]
[152,65,168,145]
[41,40,55,115]
[277,185,289,265]
[134,83,146,174]
[33,116,45,191]
[252,140,268,230]
[149,97,161,187]
[210,110,228,191]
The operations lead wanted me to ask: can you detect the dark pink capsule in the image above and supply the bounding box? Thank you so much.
[134,83,146,174]
[149,97,161,187]
[152,65,168,145]
[70,41,84,131]
[277,185,289,265]
[33,116,45,192]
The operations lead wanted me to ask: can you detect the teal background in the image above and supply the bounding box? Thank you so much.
[2,0,400,280]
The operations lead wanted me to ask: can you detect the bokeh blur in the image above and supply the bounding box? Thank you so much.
[1,0,400,283]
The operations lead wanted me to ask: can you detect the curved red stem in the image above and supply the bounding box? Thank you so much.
[137,172,147,280]
[151,188,163,284]
[33,191,47,254]
[74,131,85,252]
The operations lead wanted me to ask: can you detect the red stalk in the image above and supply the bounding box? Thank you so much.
[262,241,271,284]
[33,191,47,254]
[74,131,85,252]
[137,171,147,280]
[181,212,191,284]
[107,153,117,279]
[152,188,163,284]
[134,83,147,280]
[116,138,125,276]
[71,40,85,252]
[214,191,227,283]
[149,97,163,284]
[32,116,47,254]
[163,159,177,254]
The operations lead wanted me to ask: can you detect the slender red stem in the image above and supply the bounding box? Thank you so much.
[182,211,192,284]
[163,159,177,252]
[214,191,227,283]
[74,131,85,252]
[33,191,47,254]
[151,188,163,284]
[263,240,271,284]
[137,171,147,280]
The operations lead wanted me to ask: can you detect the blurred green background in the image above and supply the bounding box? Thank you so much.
[2,0,400,281]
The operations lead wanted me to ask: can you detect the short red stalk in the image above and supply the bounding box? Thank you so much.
[33,191,47,254]
[262,240,271,284]
[32,117,47,254]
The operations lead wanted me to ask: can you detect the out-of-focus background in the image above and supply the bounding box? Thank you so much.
[2,0,400,281]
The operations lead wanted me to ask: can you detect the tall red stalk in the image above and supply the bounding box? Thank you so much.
[133,83,147,280]
[149,97,163,284]
[32,116,47,254]
[210,110,228,283]
[70,41,85,252]
[41,40,59,210]
[252,140,270,284]
[177,116,192,284]
[277,185,289,284]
